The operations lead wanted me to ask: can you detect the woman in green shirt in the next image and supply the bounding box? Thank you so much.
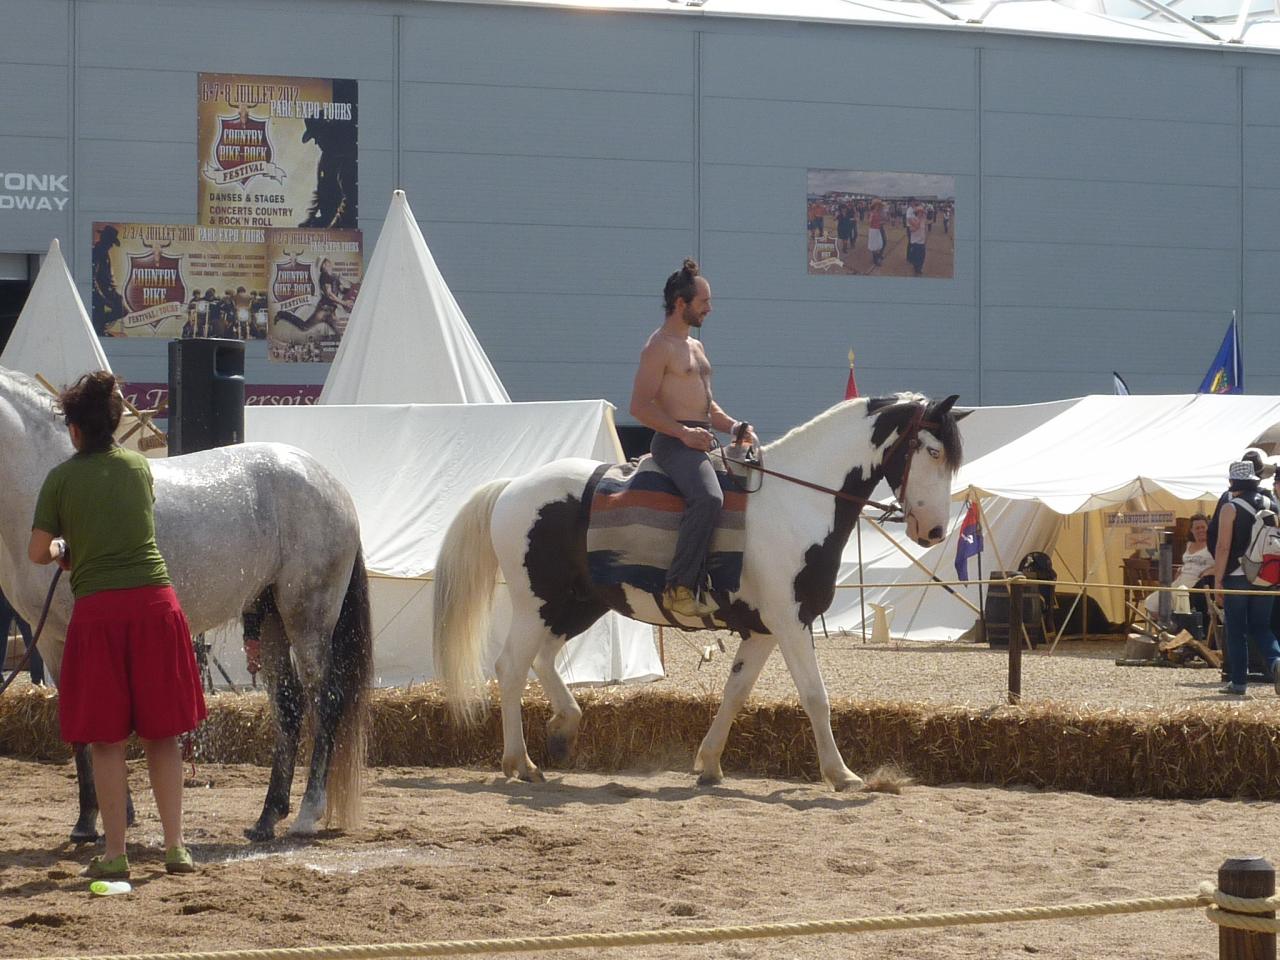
[28,371,206,879]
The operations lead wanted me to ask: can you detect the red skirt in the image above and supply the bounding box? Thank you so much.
[59,585,207,744]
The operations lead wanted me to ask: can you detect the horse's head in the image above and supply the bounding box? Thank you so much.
[872,394,967,546]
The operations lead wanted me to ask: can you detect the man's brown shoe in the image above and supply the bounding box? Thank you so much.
[663,585,717,618]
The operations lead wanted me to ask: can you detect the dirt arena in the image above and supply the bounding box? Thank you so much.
[4,635,1278,960]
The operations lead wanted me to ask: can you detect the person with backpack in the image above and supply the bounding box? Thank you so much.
[1210,460,1280,695]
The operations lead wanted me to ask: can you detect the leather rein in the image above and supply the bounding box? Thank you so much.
[716,407,935,523]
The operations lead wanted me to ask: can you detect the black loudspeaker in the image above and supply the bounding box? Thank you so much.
[985,571,1045,648]
[167,338,245,456]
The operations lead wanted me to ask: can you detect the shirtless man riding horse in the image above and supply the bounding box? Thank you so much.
[628,258,758,618]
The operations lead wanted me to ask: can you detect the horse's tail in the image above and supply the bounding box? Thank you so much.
[324,547,373,832]
[433,478,512,727]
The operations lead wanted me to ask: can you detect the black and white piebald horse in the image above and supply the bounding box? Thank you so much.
[433,393,965,789]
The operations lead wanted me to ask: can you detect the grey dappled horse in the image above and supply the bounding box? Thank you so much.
[0,366,372,842]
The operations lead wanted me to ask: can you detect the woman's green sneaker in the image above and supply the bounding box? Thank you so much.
[85,854,130,879]
[165,846,196,874]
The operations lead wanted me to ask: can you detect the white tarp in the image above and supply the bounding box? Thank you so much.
[1,239,109,389]
[958,394,1280,512]
[821,394,1280,640]
[319,190,510,405]
[239,401,664,688]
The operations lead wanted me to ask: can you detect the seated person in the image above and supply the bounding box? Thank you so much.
[1146,513,1216,639]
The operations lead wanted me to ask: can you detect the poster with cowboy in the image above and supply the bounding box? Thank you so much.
[197,73,358,230]
[90,222,267,339]
[265,227,363,363]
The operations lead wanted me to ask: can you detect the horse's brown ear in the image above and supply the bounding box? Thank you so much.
[952,408,972,422]
[933,394,960,418]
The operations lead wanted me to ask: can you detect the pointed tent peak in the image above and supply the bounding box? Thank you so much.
[1,238,110,390]
[319,190,510,405]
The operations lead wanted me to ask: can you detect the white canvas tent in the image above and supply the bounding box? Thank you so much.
[1,239,108,388]
[227,190,662,688]
[1,238,164,453]
[319,190,509,405]
[820,394,1280,641]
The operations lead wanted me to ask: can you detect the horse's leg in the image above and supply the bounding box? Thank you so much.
[70,745,136,843]
[247,608,304,842]
[495,610,549,782]
[291,686,332,836]
[532,638,582,767]
[776,631,863,791]
[71,745,99,843]
[693,633,778,786]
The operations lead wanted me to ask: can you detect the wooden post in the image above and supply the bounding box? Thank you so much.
[657,626,666,673]
[1218,856,1275,960]
[1008,575,1024,705]
[1158,529,1174,624]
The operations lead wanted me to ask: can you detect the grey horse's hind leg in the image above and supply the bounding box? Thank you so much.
[246,598,302,842]
[291,686,338,835]
[71,745,98,843]
[71,744,137,844]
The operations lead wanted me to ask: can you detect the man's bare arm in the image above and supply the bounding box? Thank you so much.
[709,401,758,446]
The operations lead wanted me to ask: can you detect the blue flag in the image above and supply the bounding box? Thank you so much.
[1197,316,1243,395]
[954,500,983,582]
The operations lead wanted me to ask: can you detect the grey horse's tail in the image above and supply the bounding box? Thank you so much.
[324,548,372,831]
[433,478,512,727]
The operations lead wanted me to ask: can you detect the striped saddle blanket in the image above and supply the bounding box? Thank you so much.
[585,456,747,595]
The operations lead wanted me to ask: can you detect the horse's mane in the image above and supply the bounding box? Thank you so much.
[766,392,963,472]
[764,396,872,452]
[0,366,61,425]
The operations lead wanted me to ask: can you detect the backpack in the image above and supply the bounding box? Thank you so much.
[1232,497,1280,586]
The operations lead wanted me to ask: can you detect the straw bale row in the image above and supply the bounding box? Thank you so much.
[3,685,1277,799]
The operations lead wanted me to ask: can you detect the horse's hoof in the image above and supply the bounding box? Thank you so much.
[520,767,546,784]
[830,774,865,793]
[289,810,323,836]
[696,771,723,788]
[69,823,99,845]
[546,733,574,766]
[244,822,276,843]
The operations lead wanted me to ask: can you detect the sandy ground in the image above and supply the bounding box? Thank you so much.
[2,759,1274,960]
[4,634,1278,960]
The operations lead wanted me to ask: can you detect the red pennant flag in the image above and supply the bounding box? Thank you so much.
[844,349,858,400]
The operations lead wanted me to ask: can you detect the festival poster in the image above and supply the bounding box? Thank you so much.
[90,222,267,338]
[265,228,363,363]
[806,170,955,279]
[197,73,358,229]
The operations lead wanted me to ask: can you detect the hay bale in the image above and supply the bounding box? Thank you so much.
[4,684,1280,800]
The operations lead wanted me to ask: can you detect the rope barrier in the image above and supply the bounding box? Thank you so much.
[831,575,1260,597]
[11,886,1277,960]
[1201,881,1280,934]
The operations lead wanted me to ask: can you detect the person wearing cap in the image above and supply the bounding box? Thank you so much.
[1210,460,1280,696]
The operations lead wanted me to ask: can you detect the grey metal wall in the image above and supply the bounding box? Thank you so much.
[3,0,1279,439]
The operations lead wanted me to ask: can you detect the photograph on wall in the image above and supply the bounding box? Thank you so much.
[806,170,955,278]
[266,228,363,363]
[91,222,267,338]
[198,73,358,229]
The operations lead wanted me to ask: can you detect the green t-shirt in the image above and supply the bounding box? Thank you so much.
[32,447,171,599]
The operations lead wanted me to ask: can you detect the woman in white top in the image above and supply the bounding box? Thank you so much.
[1145,512,1214,623]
